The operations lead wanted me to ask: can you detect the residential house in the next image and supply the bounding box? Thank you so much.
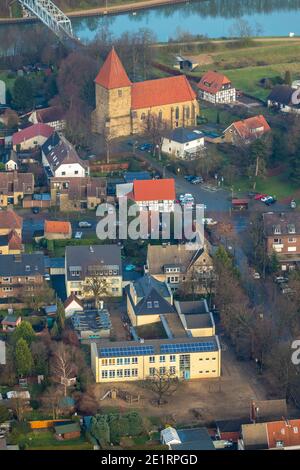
[124,171,151,183]
[223,115,271,146]
[42,133,89,178]
[50,176,107,211]
[44,220,72,240]
[126,275,175,327]
[161,127,205,159]
[146,243,213,291]
[267,85,300,114]
[65,245,122,299]
[161,426,215,450]
[197,71,236,104]
[4,150,18,171]
[12,123,54,151]
[0,253,45,306]
[29,106,66,131]
[0,171,34,207]
[131,178,176,212]
[263,211,300,271]
[0,230,23,255]
[23,193,51,210]
[91,334,221,383]
[1,315,22,331]
[92,48,199,138]
[64,293,84,318]
[0,209,22,238]
[239,418,300,450]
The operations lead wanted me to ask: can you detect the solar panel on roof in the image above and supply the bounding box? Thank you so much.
[100,345,154,357]
[160,342,216,354]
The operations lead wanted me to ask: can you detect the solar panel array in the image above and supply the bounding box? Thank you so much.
[100,345,154,357]
[160,341,216,354]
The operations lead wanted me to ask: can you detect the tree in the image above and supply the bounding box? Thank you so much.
[10,397,28,422]
[143,113,168,159]
[12,76,33,111]
[56,299,66,333]
[144,368,179,406]
[0,404,10,423]
[20,282,55,312]
[84,277,108,308]
[284,70,292,86]
[91,415,110,447]
[41,386,64,420]
[15,338,33,377]
[51,343,77,396]
[31,341,49,376]
[12,321,35,346]
[76,387,98,415]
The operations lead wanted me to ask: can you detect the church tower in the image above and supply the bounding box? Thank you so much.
[92,47,132,138]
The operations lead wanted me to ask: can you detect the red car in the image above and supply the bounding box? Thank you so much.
[254,193,268,200]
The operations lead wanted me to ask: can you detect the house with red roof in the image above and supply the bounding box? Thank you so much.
[131,178,176,212]
[197,71,236,104]
[44,220,72,240]
[223,115,271,145]
[12,123,54,151]
[240,418,300,450]
[29,106,66,132]
[92,48,199,138]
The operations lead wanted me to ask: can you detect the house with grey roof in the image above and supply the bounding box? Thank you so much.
[42,132,89,178]
[161,426,215,450]
[126,275,175,327]
[161,127,205,159]
[65,245,122,300]
[174,299,216,337]
[146,243,213,292]
[267,85,300,114]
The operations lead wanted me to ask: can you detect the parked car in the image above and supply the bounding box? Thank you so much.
[274,276,288,284]
[125,264,136,271]
[191,176,203,184]
[291,199,297,209]
[254,193,268,200]
[184,175,195,182]
[139,143,152,151]
[75,231,83,239]
[202,218,218,226]
[252,272,261,280]
[264,196,276,205]
[44,273,51,281]
[32,207,40,214]
[78,221,92,228]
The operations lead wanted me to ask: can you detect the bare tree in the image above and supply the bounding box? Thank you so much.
[143,113,168,160]
[84,277,108,308]
[51,343,77,397]
[10,397,29,422]
[144,368,179,406]
[41,386,64,420]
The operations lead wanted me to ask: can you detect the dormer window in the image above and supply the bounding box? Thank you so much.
[273,225,281,235]
[288,224,296,234]
[154,301,159,308]
[147,301,152,308]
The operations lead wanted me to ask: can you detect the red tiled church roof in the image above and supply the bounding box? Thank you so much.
[94,48,197,108]
[197,70,232,94]
[131,75,196,110]
[133,178,176,202]
[94,47,132,89]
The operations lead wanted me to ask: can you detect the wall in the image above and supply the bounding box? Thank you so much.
[54,163,86,178]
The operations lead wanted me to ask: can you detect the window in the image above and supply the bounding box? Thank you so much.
[131,357,138,364]
[288,238,296,243]
[101,370,108,378]
[101,359,108,366]
[109,370,115,378]
[108,358,115,365]
[124,369,130,377]
[288,224,296,234]
[147,301,152,308]
[154,301,159,308]
[149,356,155,363]
[124,358,130,365]
[149,368,155,376]
[117,358,123,366]
[61,171,66,176]
[74,171,78,175]
[159,355,165,363]
[274,225,281,235]
[159,367,166,375]
[175,107,179,120]
[170,366,176,375]
[185,107,190,119]
[141,112,146,120]
[158,110,163,121]
[117,369,123,378]
[118,89,122,97]
[131,369,138,377]
[170,355,176,363]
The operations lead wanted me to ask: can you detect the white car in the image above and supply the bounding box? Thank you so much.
[260,196,270,203]
[202,218,218,226]
[44,273,51,281]
[78,221,92,228]
[75,231,83,239]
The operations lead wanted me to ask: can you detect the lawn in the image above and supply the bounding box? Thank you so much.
[136,321,167,340]
[0,71,16,92]
[231,173,299,202]
[14,430,93,450]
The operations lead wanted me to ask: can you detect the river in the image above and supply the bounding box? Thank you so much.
[1,0,300,42]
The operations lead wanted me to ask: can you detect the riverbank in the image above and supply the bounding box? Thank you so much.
[0,0,189,24]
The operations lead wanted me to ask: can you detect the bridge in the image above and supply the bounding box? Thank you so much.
[18,0,75,41]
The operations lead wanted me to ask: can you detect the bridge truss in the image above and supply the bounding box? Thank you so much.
[18,0,75,40]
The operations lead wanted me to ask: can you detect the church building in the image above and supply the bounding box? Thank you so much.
[92,48,199,138]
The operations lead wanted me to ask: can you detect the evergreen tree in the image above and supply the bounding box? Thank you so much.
[50,321,59,339]
[56,300,66,333]
[284,70,292,86]
[15,338,33,377]
[12,321,35,346]
[12,76,34,111]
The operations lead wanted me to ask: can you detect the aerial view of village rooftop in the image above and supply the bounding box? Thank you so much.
[1,0,300,460]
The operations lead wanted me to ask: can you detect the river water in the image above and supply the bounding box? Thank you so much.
[71,0,300,42]
[1,0,300,42]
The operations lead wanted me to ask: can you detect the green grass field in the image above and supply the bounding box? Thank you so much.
[231,174,299,202]
[15,430,93,450]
